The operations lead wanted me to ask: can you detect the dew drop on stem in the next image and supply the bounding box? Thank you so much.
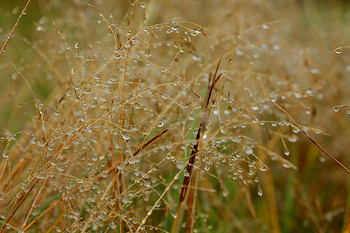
[259,164,268,172]
[284,148,290,156]
[333,106,340,112]
[292,126,300,133]
[334,47,343,54]
[171,20,179,30]
[2,149,9,158]
[140,2,147,8]
[257,184,263,196]
[171,210,177,218]
[288,135,298,142]
[184,170,190,177]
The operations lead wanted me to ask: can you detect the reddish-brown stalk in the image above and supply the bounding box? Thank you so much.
[0,179,40,233]
[270,100,350,175]
[172,57,223,233]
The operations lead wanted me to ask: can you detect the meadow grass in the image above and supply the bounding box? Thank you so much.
[0,0,350,232]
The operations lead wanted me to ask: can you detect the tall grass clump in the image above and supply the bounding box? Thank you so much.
[1,0,350,232]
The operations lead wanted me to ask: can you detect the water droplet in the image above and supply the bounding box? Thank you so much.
[16,192,22,199]
[144,180,150,187]
[192,55,201,61]
[333,106,340,112]
[310,68,319,74]
[292,126,300,133]
[334,47,343,54]
[190,30,198,36]
[257,185,263,196]
[184,170,190,177]
[50,158,57,166]
[259,164,268,172]
[252,105,260,111]
[262,24,270,30]
[171,20,179,30]
[273,44,280,50]
[244,146,253,155]
[36,174,47,180]
[2,149,9,158]
[235,49,244,56]
[171,210,177,218]
[56,164,65,172]
[284,148,290,156]
[36,25,43,31]
[92,154,98,161]
[140,2,147,8]
[288,135,298,142]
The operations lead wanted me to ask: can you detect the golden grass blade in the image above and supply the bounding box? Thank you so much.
[0,0,32,58]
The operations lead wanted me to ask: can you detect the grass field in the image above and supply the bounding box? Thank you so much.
[1,0,350,232]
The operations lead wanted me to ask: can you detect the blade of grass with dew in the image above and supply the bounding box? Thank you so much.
[129,115,186,148]
[168,97,203,232]
[0,0,32,58]
[133,129,168,156]
[25,155,111,225]
[172,57,223,233]
[270,100,350,175]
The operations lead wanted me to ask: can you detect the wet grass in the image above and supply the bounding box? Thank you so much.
[0,0,350,232]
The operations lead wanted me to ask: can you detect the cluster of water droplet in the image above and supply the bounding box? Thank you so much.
[0,0,327,231]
